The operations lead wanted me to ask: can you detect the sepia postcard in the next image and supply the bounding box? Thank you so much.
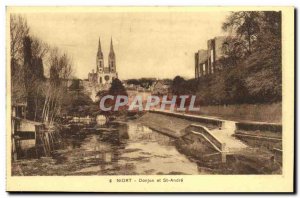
[6,6,294,192]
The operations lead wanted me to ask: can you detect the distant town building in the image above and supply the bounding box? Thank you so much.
[195,36,226,79]
[152,80,171,95]
[88,37,118,89]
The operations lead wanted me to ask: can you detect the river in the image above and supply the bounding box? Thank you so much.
[12,120,211,175]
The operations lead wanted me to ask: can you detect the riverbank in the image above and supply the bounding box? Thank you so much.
[134,112,199,138]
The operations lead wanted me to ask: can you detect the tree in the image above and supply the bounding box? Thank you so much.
[10,15,30,103]
[96,79,128,116]
[126,78,156,89]
[220,37,245,68]
[109,78,127,96]
[10,14,29,65]
[10,14,76,123]
[10,15,50,121]
[31,36,49,60]
[42,48,73,125]
[256,11,281,52]
[222,11,261,54]
[126,79,139,85]
[172,76,186,95]
[61,91,95,117]
[10,35,44,120]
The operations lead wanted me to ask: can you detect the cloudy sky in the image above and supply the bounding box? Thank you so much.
[24,10,229,80]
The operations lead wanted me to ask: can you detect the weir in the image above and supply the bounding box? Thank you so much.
[148,110,248,162]
[149,109,283,164]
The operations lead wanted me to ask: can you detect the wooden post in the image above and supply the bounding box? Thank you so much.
[221,152,226,163]
[11,119,17,161]
[41,133,48,156]
[35,125,39,158]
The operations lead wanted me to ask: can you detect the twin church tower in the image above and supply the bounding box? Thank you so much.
[88,37,118,87]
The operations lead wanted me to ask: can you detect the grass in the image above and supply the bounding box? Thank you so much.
[191,103,281,123]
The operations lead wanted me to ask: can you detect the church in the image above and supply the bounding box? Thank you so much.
[88,37,118,89]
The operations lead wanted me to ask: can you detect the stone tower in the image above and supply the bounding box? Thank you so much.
[96,37,104,73]
[108,38,116,73]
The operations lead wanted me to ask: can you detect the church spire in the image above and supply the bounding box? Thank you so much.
[97,37,103,58]
[109,37,114,56]
[96,37,104,72]
[108,37,116,72]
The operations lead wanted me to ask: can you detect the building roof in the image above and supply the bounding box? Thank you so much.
[153,80,171,87]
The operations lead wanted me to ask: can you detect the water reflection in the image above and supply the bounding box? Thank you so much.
[51,121,201,175]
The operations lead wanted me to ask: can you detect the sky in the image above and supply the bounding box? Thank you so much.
[24,10,229,80]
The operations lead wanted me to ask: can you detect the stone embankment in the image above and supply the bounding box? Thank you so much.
[137,110,282,165]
